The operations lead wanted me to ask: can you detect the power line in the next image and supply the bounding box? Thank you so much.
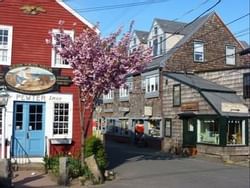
[75,0,172,13]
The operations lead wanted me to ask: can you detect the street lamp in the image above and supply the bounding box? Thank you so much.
[0,86,9,159]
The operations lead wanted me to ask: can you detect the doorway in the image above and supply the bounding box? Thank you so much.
[12,102,45,157]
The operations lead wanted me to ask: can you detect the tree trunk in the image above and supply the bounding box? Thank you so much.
[78,89,85,164]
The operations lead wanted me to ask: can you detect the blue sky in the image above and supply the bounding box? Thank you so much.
[66,0,250,43]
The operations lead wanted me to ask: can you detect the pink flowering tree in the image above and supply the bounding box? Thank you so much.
[50,22,152,160]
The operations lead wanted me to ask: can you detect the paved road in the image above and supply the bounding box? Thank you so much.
[93,140,250,188]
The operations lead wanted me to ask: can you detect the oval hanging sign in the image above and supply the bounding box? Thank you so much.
[5,66,56,94]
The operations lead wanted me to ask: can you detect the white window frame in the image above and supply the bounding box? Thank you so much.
[194,41,204,62]
[145,75,159,93]
[119,81,132,99]
[225,45,236,65]
[0,25,13,65]
[103,90,114,100]
[52,102,72,138]
[51,29,74,68]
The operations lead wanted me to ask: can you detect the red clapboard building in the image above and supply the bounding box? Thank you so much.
[0,0,97,162]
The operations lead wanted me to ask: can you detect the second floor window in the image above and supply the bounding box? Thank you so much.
[145,75,159,93]
[226,45,236,65]
[0,25,13,65]
[103,90,114,100]
[119,81,132,99]
[51,29,74,68]
[243,73,250,98]
[194,41,204,62]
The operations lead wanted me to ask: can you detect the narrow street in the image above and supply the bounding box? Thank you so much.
[94,140,250,188]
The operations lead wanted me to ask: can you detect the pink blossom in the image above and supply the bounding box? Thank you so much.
[50,22,152,105]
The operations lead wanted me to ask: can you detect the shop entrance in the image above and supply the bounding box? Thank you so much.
[183,118,197,147]
[12,102,45,157]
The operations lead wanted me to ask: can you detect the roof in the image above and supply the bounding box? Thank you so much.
[59,0,99,33]
[201,91,249,117]
[164,72,234,93]
[239,40,249,49]
[164,72,249,117]
[134,30,149,44]
[146,12,215,70]
[154,18,187,35]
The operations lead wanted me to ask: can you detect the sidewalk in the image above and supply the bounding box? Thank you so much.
[13,170,59,188]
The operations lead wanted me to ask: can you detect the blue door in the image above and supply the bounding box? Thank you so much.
[12,102,45,157]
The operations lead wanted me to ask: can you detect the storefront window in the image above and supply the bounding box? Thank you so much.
[53,103,69,135]
[227,120,245,145]
[148,119,161,137]
[197,119,219,145]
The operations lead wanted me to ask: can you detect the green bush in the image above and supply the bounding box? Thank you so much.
[43,155,84,179]
[84,136,107,172]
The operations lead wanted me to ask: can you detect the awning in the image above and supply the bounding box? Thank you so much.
[178,112,197,119]
[201,91,249,117]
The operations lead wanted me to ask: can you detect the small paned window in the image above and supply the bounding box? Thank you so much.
[173,84,181,106]
[194,41,204,62]
[164,118,171,137]
[243,73,250,98]
[53,103,69,135]
[51,29,74,68]
[153,39,158,56]
[0,25,13,65]
[145,75,159,93]
[103,90,113,100]
[226,45,236,65]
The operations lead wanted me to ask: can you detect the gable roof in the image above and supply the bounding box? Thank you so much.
[164,72,248,117]
[154,18,187,35]
[146,12,215,70]
[134,30,149,44]
[58,0,99,33]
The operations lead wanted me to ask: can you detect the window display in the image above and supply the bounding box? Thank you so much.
[197,119,219,145]
[148,119,161,137]
[227,120,245,145]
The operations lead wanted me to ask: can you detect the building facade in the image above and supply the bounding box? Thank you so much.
[100,12,250,159]
[0,0,97,161]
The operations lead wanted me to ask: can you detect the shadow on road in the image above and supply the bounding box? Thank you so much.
[105,139,185,170]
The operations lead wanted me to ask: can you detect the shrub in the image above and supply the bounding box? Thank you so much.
[84,136,107,172]
[43,155,84,179]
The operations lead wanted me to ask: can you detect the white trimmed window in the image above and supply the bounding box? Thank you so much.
[226,45,236,65]
[0,25,13,65]
[119,81,132,98]
[53,103,69,135]
[145,75,159,93]
[103,90,113,100]
[194,41,204,62]
[51,29,74,68]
